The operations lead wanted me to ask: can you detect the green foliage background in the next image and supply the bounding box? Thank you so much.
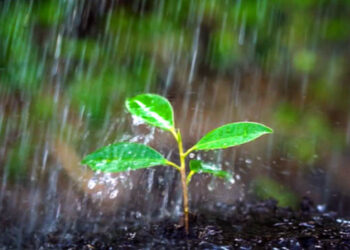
[0,0,349,207]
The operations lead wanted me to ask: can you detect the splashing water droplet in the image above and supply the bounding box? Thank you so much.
[131,115,145,126]
[208,181,216,192]
[317,204,326,212]
[109,190,119,199]
[135,211,142,219]
[229,178,235,185]
[245,158,252,164]
[88,179,96,190]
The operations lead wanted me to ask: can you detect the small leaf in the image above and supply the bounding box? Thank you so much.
[126,93,175,131]
[190,160,233,182]
[193,122,272,151]
[82,143,167,173]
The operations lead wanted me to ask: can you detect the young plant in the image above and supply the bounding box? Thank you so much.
[82,93,273,233]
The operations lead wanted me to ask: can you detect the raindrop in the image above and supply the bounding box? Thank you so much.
[317,204,326,213]
[109,190,119,199]
[245,158,252,164]
[135,211,142,219]
[229,177,235,184]
[208,181,216,192]
[88,179,97,190]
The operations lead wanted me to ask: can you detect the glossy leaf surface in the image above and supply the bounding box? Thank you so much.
[82,143,166,172]
[193,122,272,151]
[126,93,174,131]
[190,160,233,182]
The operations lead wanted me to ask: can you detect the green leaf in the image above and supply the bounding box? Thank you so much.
[190,160,233,182]
[125,93,175,131]
[193,122,273,151]
[82,143,167,173]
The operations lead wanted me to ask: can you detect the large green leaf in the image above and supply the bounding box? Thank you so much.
[193,122,272,151]
[82,143,167,173]
[125,93,175,131]
[190,160,233,182]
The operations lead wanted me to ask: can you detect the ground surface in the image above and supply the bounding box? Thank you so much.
[2,197,350,249]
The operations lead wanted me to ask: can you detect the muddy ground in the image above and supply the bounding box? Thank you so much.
[1,197,350,249]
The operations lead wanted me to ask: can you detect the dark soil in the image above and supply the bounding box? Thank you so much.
[2,197,350,249]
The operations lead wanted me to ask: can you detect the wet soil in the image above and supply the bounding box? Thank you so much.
[2,197,350,249]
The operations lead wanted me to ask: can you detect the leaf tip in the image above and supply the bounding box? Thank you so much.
[264,126,273,134]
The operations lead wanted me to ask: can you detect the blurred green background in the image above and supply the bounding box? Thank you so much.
[0,0,350,213]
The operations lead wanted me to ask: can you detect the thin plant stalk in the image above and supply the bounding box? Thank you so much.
[171,128,189,234]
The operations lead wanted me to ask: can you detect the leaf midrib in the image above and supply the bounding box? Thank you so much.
[133,100,172,129]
